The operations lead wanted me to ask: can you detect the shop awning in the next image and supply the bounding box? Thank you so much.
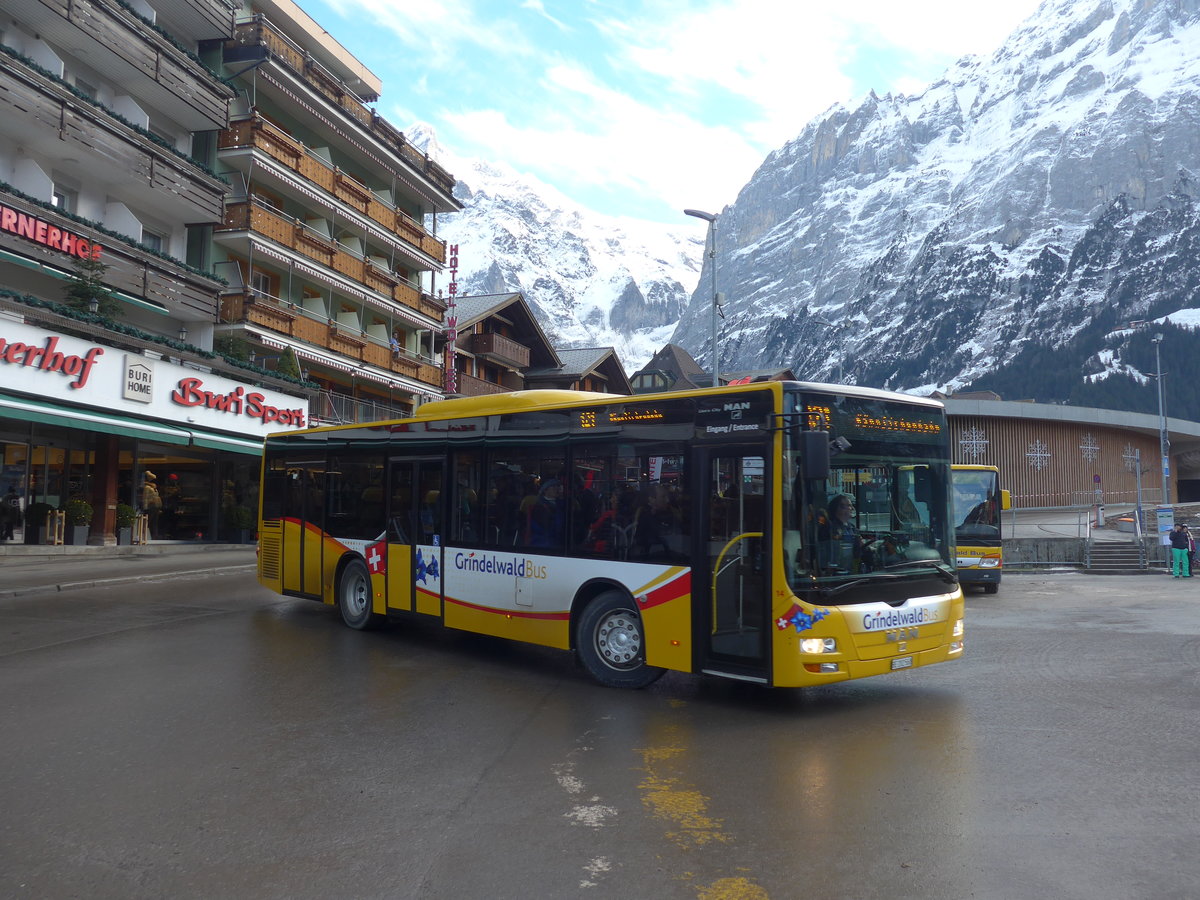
[0,393,266,456]
[0,393,192,445]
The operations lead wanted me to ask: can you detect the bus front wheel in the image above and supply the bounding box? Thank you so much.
[577,591,665,689]
[338,558,382,630]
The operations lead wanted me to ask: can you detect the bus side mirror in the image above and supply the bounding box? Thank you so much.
[1001,489,1012,510]
[802,430,830,481]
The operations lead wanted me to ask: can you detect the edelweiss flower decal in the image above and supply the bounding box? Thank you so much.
[776,606,831,632]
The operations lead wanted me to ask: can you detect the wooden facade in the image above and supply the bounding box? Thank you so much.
[949,415,1165,508]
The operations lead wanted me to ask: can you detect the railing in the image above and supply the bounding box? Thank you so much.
[455,371,511,397]
[219,116,447,263]
[229,17,457,197]
[311,390,412,425]
[219,290,444,389]
[217,200,446,320]
[461,332,531,369]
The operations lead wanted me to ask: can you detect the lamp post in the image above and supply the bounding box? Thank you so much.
[1152,333,1170,505]
[812,315,845,382]
[684,208,720,387]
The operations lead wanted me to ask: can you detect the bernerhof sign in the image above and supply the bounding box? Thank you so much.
[0,320,307,436]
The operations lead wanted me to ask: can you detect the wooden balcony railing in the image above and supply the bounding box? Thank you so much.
[219,117,447,263]
[0,54,226,221]
[229,17,457,199]
[455,371,511,397]
[460,332,531,369]
[217,200,445,321]
[219,291,444,389]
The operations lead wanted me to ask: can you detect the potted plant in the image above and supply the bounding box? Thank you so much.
[63,497,94,545]
[226,504,256,543]
[115,503,137,546]
[24,502,54,545]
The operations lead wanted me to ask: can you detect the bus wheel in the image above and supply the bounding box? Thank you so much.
[983,583,999,595]
[577,591,665,689]
[338,558,381,630]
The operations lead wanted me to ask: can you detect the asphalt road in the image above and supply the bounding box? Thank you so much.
[1,569,1197,899]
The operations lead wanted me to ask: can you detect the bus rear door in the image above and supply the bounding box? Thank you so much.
[386,457,444,615]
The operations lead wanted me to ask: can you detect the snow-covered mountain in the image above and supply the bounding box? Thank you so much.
[670,0,1200,402]
[410,124,698,373]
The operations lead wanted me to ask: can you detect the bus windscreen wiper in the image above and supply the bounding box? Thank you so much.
[880,558,957,584]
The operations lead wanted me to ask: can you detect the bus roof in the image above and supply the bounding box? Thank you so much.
[271,381,943,437]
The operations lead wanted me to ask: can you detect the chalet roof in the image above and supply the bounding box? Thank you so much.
[526,347,632,394]
[450,292,559,368]
[634,343,707,380]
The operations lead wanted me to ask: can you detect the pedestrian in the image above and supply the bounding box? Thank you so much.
[1186,525,1197,577]
[140,471,162,539]
[1168,523,1190,578]
[1,483,19,541]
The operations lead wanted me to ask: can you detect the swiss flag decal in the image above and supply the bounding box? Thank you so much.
[365,540,387,575]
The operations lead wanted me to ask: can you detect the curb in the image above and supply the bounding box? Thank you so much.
[0,563,257,600]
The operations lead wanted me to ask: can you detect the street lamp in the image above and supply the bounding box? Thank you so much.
[684,208,721,387]
[1152,333,1170,505]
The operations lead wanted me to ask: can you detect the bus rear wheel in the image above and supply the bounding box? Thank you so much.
[338,558,382,630]
[577,591,665,689]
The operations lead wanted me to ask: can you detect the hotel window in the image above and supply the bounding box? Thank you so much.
[51,187,78,214]
[72,77,97,100]
[249,269,273,296]
[141,228,166,252]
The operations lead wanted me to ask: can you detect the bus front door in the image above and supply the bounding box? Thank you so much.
[386,458,444,616]
[698,451,769,680]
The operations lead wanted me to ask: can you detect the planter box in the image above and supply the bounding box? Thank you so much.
[66,525,90,545]
[117,526,133,546]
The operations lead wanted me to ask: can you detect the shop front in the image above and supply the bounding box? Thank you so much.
[0,320,308,546]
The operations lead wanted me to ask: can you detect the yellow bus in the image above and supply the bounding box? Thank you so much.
[257,382,963,688]
[951,464,1010,594]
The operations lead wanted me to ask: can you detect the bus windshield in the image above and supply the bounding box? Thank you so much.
[952,468,1002,540]
[783,390,953,597]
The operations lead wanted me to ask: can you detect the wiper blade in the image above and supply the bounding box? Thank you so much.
[821,574,898,597]
[880,558,957,584]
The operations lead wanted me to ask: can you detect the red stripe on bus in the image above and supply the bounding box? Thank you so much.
[444,595,570,621]
[640,570,691,610]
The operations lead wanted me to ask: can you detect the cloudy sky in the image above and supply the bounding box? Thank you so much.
[299,0,1044,224]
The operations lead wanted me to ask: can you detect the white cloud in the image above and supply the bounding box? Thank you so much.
[313,0,1045,220]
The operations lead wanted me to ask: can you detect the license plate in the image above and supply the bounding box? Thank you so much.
[891,656,913,670]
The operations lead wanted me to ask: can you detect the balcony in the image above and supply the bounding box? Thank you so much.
[219,290,444,389]
[455,371,511,397]
[228,17,458,202]
[461,332,531,369]
[311,390,412,426]
[216,200,446,321]
[0,52,228,223]
[20,0,235,130]
[0,188,221,317]
[218,116,447,264]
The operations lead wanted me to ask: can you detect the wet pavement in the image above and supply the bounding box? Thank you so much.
[0,544,256,598]
[1,563,1198,898]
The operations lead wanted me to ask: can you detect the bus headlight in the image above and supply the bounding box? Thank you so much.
[980,558,1000,568]
[952,619,964,638]
[800,637,837,654]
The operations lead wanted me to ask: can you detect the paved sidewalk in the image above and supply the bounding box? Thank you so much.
[0,544,257,599]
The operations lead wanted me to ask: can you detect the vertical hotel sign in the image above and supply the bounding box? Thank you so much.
[444,244,459,394]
